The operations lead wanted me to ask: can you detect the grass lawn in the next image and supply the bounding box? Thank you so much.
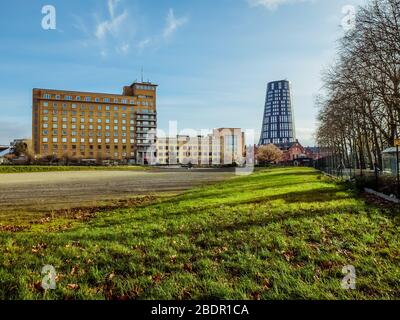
[0,165,148,174]
[0,167,399,300]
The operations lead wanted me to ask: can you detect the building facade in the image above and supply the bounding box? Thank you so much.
[32,82,157,164]
[259,80,296,145]
[155,128,246,166]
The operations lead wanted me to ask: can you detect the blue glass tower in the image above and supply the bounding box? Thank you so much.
[259,80,296,145]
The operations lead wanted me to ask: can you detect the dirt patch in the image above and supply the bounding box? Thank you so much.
[0,169,234,228]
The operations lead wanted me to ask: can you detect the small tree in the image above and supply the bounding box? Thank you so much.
[12,140,34,164]
[257,144,283,165]
[12,141,28,157]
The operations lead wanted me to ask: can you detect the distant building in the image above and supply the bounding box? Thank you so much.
[304,147,323,161]
[32,82,158,164]
[259,80,296,145]
[155,128,245,166]
[276,140,306,163]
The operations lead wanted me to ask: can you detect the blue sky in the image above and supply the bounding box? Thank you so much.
[0,0,363,146]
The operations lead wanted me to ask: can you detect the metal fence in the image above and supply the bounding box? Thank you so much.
[315,157,400,198]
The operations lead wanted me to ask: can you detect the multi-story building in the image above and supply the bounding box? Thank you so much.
[155,128,246,166]
[259,80,296,145]
[32,82,157,164]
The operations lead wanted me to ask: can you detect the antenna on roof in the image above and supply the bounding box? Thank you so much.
[141,66,144,83]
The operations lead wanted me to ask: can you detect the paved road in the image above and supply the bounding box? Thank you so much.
[0,169,234,214]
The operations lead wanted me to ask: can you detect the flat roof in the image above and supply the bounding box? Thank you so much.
[33,82,158,98]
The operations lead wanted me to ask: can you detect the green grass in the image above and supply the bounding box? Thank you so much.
[0,167,399,300]
[0,165,148,174]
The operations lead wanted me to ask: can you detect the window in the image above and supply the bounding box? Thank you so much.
[43,94,51,99]
[85,96,91,102]
[42,137,48,143]
[53,138,58,143]
[104,98,110,103]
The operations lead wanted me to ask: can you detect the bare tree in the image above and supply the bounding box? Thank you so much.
[316,0,400,172]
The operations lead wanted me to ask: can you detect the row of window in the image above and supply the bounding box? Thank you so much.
[42,102,155,110]
[43,131,137,137]
[43,138,135,144]
[42,93,154,104]
[158,146,222,151]
[158,152,223,157]
[135,85,156,91]
[42,151,133,157]
[269,82,289,90]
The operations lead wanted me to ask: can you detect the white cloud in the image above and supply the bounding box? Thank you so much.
[117,43,130,54]
[137,38,152,50]
[247,0,315,10]
[163,9,188,39]
[73,3,187,56]
[95,0,128,40]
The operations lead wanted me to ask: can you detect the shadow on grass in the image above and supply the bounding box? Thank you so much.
[58,202,353,244]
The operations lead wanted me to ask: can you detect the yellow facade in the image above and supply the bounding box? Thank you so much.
[32,82,157,164]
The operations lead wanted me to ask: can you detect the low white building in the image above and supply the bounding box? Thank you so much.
[154,128,246,166]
